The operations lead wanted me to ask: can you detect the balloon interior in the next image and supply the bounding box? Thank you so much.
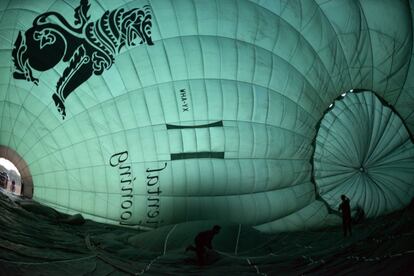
[0,0,413,234]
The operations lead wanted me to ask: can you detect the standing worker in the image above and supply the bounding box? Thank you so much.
[11,180,16,193]
[338,195,352,236]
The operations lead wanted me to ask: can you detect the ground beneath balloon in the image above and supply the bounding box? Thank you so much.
[0,190,413,275]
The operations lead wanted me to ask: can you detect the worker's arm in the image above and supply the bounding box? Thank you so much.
[207,233,213,249]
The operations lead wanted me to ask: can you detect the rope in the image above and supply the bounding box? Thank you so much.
[163,225,177,255]
[0,255,96,265]
[246,258,267,275]
[234,224,242,255]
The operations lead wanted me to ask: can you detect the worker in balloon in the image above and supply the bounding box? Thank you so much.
[186,225,221,266]
[338,195,352,236]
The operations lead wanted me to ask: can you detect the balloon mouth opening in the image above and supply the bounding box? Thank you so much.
[312,90,414,217]
[0,145,33,198]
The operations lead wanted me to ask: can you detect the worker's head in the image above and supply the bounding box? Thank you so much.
[212,225,221,234]
[341,194,347,201]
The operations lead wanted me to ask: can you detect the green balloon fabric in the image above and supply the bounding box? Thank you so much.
[0,0,413,232]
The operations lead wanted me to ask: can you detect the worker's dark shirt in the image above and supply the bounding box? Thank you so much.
[339,199,351,221]
[195,230,216,249]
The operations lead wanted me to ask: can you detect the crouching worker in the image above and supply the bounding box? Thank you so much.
[186,225,221,266]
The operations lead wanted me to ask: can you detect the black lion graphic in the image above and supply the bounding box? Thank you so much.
[12,0,154,119]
